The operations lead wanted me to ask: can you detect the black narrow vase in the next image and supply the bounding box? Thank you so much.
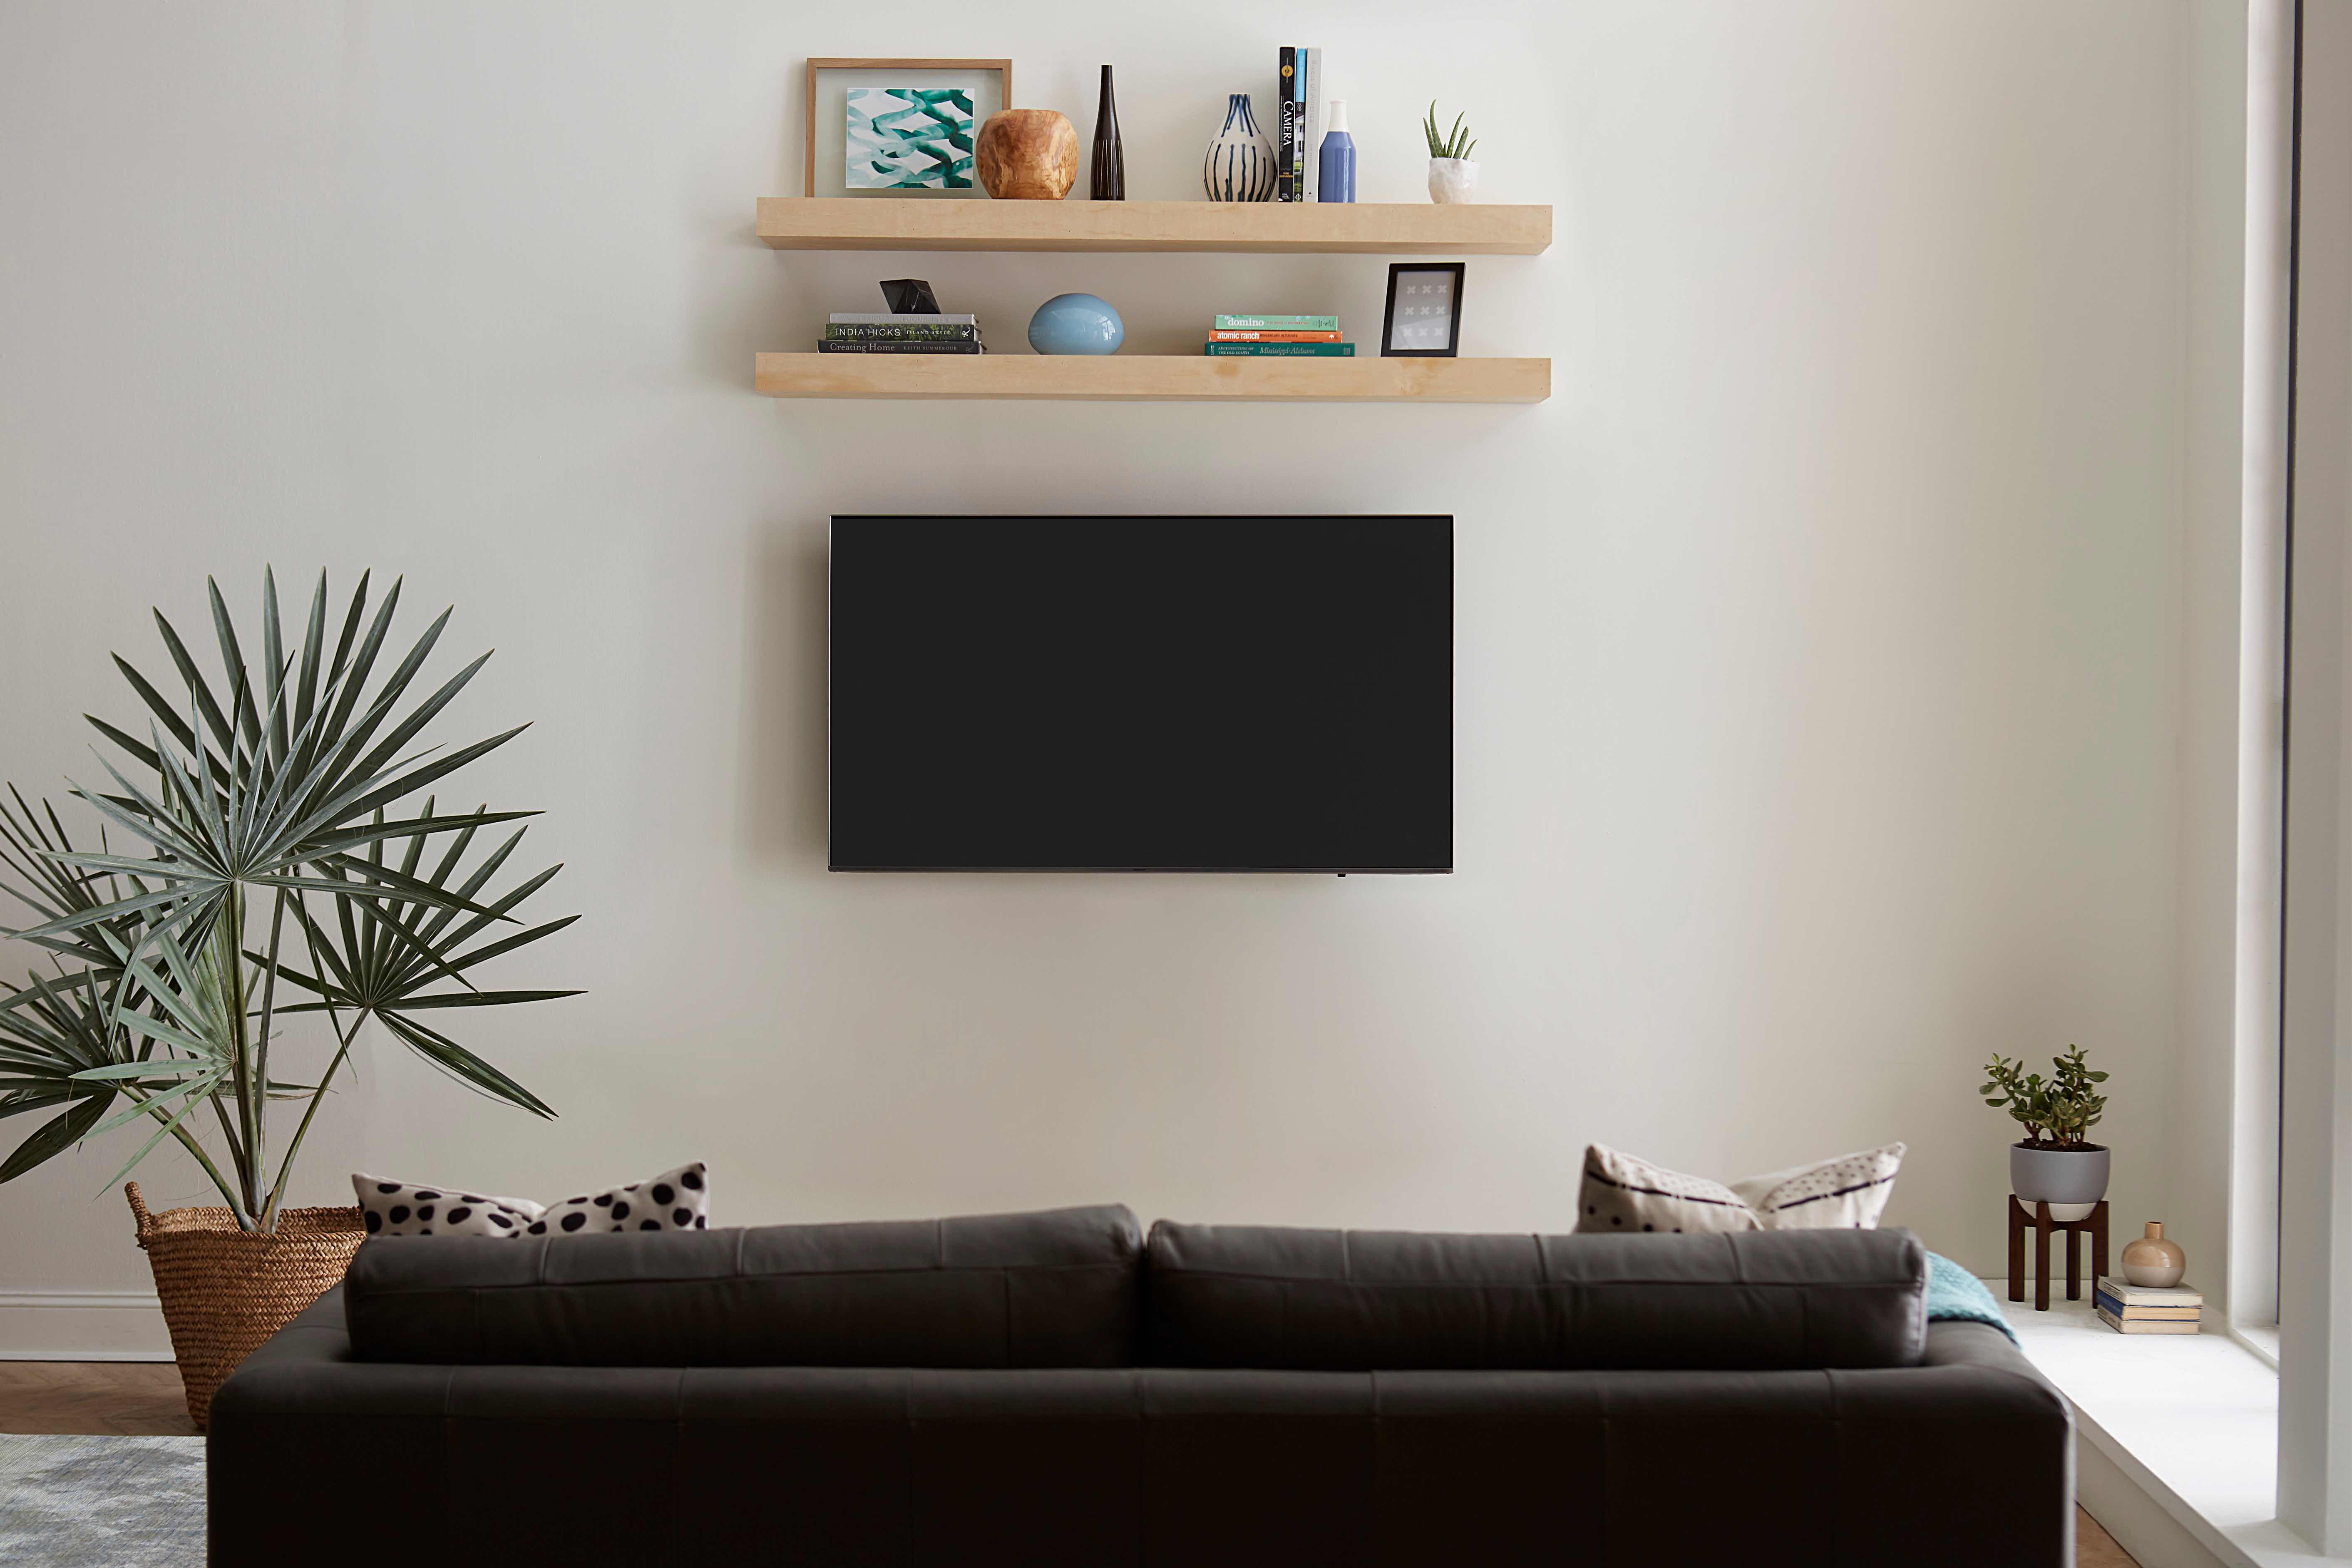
[1091,65,1125,201]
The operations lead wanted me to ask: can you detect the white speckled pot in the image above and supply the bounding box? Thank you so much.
[2010,1142,2109,1222]
[1428,157,1479,204]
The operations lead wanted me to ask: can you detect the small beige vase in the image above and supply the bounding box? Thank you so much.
[2120,1220,2186,1288]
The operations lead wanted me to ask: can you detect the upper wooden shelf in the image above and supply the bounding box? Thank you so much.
[755,198,1552,255]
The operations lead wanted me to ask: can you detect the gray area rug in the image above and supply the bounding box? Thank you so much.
[0,1432,204,1566]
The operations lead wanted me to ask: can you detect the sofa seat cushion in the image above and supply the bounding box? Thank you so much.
[1144,1223,1925,1370]
[343,1204,1141,1367]
[213,1296,2068,1568]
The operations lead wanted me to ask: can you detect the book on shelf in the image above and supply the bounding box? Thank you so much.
[1300,49,1323,202]
[1277,47,1298,202]
[1209,329,1343,342]
[1204,342,1356,357]
[1215,314,1340,330]
[815,340,985,354]
[2093,1277,2202,1334]
[824,323,981,342]
[2094,1307,2200,1335]
[828,312,979,325]
[2095,1277,2203,1309]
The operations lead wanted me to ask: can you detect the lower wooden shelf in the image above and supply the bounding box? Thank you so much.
[753,353,1550,404]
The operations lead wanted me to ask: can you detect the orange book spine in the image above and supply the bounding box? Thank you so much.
[1206,329,1345,342]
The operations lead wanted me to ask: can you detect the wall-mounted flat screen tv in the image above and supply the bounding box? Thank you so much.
[829,515,1452,873]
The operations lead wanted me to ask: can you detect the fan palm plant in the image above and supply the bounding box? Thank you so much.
[0,569,577,1233]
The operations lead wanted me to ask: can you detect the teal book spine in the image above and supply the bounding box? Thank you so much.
[1204,342,1356,357]
[1213,315,1339,330]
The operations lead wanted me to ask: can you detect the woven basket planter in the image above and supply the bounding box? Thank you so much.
[126,1181,365,1430]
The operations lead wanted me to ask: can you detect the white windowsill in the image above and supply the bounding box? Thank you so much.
[1993,1287,2337,1567]
[2235,1324,2282,1371]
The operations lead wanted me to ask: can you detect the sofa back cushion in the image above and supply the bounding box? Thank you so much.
[1143,1222,1926,1370]
[345,1204,1141,1367]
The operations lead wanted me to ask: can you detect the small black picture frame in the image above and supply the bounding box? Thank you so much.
[1381,262,1465,357]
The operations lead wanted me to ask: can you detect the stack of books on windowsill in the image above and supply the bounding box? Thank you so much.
[1203,315,1353,357]
[2093,1277,2203,1335]
[817,313,984,354]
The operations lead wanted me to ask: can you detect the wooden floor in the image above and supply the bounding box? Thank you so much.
[2076,1508,2139,1568]
[0,1360,198,1435]
[0,1361,2141,1561]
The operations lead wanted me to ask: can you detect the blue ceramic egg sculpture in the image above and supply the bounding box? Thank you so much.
[1028,293,1125,355]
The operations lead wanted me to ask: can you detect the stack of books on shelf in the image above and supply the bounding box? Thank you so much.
[1203,315,1353,357]
[2093,1276,2202,1335]
[817,313,984,355]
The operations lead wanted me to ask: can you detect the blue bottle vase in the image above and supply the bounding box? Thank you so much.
[1317,99,1355,204]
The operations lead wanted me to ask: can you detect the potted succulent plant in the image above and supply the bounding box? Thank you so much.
[1980,1044,2110,1219]
[1424,102,1479,204]
[0,569,576,1425]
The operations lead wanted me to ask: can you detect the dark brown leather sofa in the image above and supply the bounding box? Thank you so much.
[208,1205,2071,1566]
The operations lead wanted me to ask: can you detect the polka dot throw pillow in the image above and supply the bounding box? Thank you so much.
[1728,1143,1906,1230]
[1577,1141,1905,1234]
[1577,1144,1762,1236]
[351,1175,543,1238]
[352,1161,710,1239]
[528,1161,710,1236]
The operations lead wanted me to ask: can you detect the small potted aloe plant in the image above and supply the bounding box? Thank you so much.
[1980,1044,2111,1219]
[1424,102,1478,204]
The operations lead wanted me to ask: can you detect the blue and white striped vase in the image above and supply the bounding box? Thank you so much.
[1202,93,1276,202]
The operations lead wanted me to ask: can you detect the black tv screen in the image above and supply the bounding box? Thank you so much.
[829,515,1452,873]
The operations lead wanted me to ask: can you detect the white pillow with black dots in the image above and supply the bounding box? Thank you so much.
[350,1175,542,1238]
[528,1162,710,1236]
[353,1162,709,1238]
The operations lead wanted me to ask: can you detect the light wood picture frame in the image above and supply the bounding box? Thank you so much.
[804,57,1013,199]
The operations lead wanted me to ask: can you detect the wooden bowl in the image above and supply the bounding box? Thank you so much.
[976,110,1079,200]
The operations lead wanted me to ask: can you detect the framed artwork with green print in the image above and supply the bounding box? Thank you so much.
[803,58,1011,199]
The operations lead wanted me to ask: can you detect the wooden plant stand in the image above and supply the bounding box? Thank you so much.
[2007,1196,2109,1312]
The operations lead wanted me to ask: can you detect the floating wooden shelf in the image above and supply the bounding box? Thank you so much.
[753,353,1550,403]
[755,198,1551,255]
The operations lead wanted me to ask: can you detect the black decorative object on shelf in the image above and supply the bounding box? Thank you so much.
[1091,65,1125,201]
[880,279,941,315]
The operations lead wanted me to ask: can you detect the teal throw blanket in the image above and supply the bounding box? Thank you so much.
[1926,1250,2018,1343]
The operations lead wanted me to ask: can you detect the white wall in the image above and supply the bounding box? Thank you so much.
[0,0,2219,1350]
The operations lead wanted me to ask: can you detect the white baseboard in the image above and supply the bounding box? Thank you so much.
[0,1290,174,1361]
[2078,1432,2232,1568]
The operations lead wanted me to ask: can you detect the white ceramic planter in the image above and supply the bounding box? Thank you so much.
[2009,1142,2109,1222]
[1428,157,1480,204]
